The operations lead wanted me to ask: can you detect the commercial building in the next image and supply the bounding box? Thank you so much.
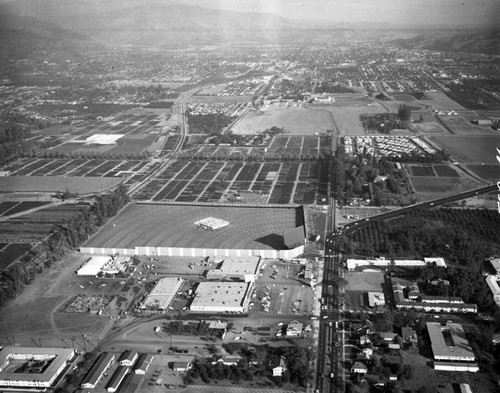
[347,257,446,271]
[0,347,76,389]
[485,275,500,306]
[392,282,477,314]
[190,281,253,313]
[139,277,184,311]
[426,322,478,372]
[77,256,130,277]
[368,292,385,307]
[106,366,129,392]
[81,352,115,389]
[205,256,262,282]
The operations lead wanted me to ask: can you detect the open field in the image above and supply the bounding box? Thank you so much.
[466,164,499,180]
[411,122,448,134]
[437,115,496,135]
[345,272,385,292]
[233,107,333,135]
[418,91,465,110]
[0,176,123,194]
[188,94,251,103]
[83,203,303,251]
[429,135,500,164]
[323,96,387,135]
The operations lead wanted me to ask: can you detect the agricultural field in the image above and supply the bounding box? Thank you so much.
[232,107,333,135]
[33,110,173,156]
[408,165,436,177]
[429,135,500,164]
[133,158,329,205]
[0,176,123,194]
[417,91,465,110]
[409,176,461,193]
[0,202,90,269]
[466,164,499,181]
[82,203,303,251]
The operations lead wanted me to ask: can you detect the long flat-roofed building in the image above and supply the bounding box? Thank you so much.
[106,366,129,392]
[347,257,446,271]
[81,352,115,389]
[0,346,76,389]
[77,256,112,276]
[206,256,262,282]
[190,281,253,313]
[426,322,478,372]
[139,277,184,311]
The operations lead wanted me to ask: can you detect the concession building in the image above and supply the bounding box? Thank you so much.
[190,281,253,313]
[426,322,479,372]
[0,347,76,390]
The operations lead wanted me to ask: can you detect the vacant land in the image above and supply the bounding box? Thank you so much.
[437,115,496,135]
[419,91,465,110]
[412,122,447,134]
[429,135,500,164]
[466,164,499,180]
[233,107,333,135]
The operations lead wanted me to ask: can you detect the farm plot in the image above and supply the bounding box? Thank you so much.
[0,201,51,217]
[409,176,461,193]
[232,107,333,135]
[409,165,436,177]
[437,115,494,135]
[412,122,447,134]
[433,165,459,177]
[0,176,123,194]
[429,135,500,164]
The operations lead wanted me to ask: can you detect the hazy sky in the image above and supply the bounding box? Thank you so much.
[181,0,500,27]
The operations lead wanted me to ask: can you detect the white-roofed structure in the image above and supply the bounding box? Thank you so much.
[206,256,262,282]
[368,292,386,307]
[86,134,124,145]
[347,257,446,271]
[190,281,253,313]
[194,217,230,230]
[139,277,184,311]
[485,275,500,306]
[426,322,478,371]
[77,256,112,276]
[0,347,76,389]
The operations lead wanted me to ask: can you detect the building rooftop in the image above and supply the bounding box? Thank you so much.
[426,322,475,361]
[0,347,75,384]
[77,255,111,276]
[194,217,230,230]
[191,282,250,310]
[140,277,184,310]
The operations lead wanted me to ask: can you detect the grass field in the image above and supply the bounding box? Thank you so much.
[410,165,436,177]
[466,164,499,180]
[83,203,304,251]
[0,176,123,194]
[410,176,461,193]
[437,115,494,135]
[412,122,447,134]
[429,135,500,164]
[233,107,333,135]
[418,91,465,110]
[433,165,459,177]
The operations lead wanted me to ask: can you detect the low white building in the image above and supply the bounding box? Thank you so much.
[190,281,253,313]
[347,257,446,271]
[139,277,184,311]
[485,275,500,306]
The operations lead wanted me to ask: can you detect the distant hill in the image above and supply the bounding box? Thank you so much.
[392,29,500,55]
[1,0,302,46]
[0,10,97,63]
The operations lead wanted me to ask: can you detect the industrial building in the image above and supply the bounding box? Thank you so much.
[80,203,305,259]
[205,256,262,282]
[119,350,138,367]
[347,257,446,271]
[0,347,76,389]
[190,281,253,313]
[139,277,184,311]
[81,352,115,389]
[426,322,478,372]
[133,354,154,375]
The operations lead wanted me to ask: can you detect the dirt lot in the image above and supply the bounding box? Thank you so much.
[233,107,333,135]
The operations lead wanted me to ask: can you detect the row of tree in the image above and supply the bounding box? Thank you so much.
[0,185,129,309]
